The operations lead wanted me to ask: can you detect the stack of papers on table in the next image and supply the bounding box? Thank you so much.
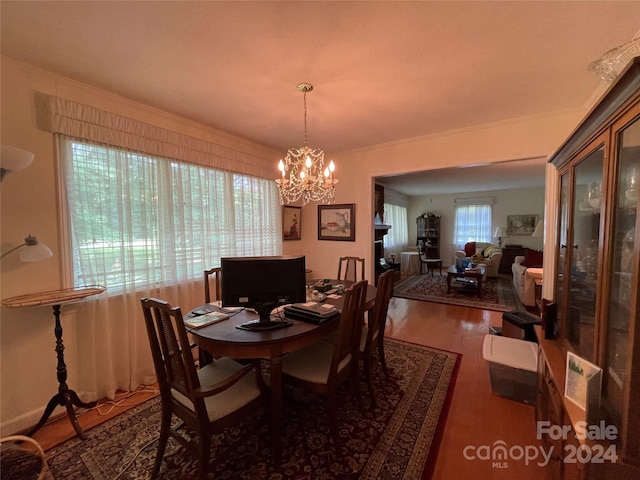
[184,311,229,329]
[283,302,340,323]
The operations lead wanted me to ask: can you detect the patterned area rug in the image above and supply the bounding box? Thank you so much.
[394,273,520,312]
[45,339,460,480]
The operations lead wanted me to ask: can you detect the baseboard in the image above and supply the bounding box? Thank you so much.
[0,406,58,437]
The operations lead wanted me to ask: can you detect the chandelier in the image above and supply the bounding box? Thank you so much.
[588,35,640,82]
[276,83,338,205]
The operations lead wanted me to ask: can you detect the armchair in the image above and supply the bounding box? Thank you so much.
[511,254,543,307]
[454,242,503,278]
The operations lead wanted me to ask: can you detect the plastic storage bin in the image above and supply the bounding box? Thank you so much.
[482,334,538,405]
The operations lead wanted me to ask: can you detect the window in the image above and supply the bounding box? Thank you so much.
[383,203,409,256]
[60,137,281,291]
[453,200,492,248]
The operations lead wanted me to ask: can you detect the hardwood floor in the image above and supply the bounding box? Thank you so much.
[29,387,159,452]
[29,294,551,479]
[386,296,551,480]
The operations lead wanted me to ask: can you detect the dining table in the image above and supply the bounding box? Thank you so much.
[186,279,377,465]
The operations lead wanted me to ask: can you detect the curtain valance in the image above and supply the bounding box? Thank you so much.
[454,196,494,206]
[38,94,274,179]
[384,188,409,208]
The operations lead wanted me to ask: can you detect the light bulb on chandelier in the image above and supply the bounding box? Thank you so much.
[275,83,338,205]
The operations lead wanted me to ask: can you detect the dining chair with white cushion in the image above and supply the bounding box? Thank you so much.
[281,280,368,442]
[141,297,266,480]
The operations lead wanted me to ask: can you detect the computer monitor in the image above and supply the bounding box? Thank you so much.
[221,255,306,330]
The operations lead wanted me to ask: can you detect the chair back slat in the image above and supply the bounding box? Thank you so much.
[368,270,394,346]
[337,256,365,283]
[331,280,368,376]
[141,297,200,400]
[204,267,222,304]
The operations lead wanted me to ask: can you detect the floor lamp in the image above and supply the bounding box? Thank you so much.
[1,144,34,181]
[1,235,53,262]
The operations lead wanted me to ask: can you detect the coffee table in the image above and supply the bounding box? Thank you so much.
[446,265,486,296]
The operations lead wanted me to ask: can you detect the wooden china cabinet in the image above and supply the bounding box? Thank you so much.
[416,212,440,258]
[539,57,640,479]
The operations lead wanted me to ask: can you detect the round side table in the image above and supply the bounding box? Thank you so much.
[2,285,106,439]
[400,251,420,274]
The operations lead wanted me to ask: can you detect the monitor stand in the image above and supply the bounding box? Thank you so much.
[236,304,293,331]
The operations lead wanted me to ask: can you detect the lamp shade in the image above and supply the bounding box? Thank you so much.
[20,236,53,262]
[1,235,53,262]
[494,227,508,238]
[532,220,544,238]
[1,145,35,180]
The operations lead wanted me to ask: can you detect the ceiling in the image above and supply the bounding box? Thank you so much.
[2,1,639,195]
[375,156,548,196]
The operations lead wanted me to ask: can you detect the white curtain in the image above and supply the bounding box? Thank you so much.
[57,136,282,401]
[453,201,493,249]
[383,203,409,259]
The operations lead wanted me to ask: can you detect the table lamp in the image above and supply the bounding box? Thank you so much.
[494,227,508,248]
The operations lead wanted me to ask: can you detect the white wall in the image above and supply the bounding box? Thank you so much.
[406,187,545,264]
[295,110,585,282]
[1,55,585,434]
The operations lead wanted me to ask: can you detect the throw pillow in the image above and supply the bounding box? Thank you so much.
[521,248,543,268]
[464,242,476,257]
[483,245,501,258]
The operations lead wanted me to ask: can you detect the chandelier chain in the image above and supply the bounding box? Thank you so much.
[303,90,308,147]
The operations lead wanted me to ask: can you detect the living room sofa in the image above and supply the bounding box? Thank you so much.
[455,242,503,278]
[512,255,543,307]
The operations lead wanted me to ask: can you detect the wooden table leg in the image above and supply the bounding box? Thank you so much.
[447,273,453,293]
[270,354,283,465]
[27,304,96,439]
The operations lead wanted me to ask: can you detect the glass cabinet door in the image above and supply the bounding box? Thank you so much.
[417,216,426,238]
[602,113,640,433]
[556,172,569,338]
[565,146,605,362]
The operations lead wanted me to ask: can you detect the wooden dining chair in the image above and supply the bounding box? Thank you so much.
[281,280,368,442]
[203,267,222,304]
[337,256,365,283]
[197,267,223,366]
[141,297,266,480]
[358,269,394,405]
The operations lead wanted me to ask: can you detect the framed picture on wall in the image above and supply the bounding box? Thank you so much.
[318,203,355,241]
[506,214,539,235]
[283,206,301,240]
